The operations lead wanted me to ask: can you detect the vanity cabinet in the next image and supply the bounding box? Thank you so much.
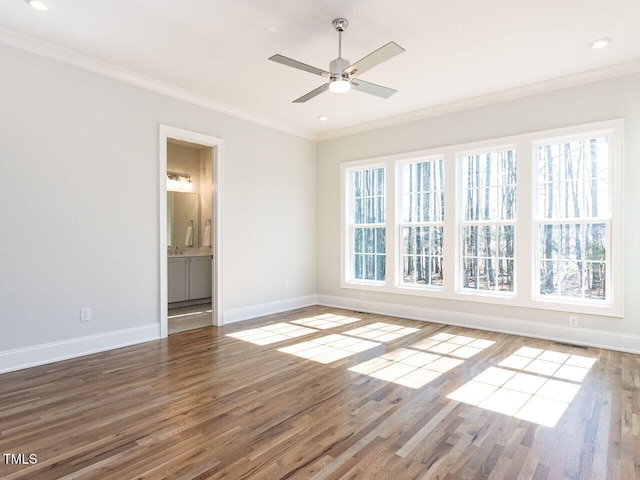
[189,256,213,300]
[168,255,212,303]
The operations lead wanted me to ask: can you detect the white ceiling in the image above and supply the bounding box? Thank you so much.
[2,0,640,140]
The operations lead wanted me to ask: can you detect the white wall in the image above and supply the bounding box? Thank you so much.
[0,44,316,370]
[317,73,640,352]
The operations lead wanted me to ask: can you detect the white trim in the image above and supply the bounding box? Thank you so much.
[0,325,159,374]
[159,125,224,335]
[223,295,318,325]
[317,295,640,354]
[0,27,314,141]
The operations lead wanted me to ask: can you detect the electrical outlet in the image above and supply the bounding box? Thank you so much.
[80,308,91,322]
[360,292,366,301]
[284,280,289,290]
[569,316,578,328]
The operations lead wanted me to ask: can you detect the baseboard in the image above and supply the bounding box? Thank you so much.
[316,294,640,354]
[223,295,318,325]
[0,324,160,374]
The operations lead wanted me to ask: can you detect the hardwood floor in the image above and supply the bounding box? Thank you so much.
[1,306,638,479]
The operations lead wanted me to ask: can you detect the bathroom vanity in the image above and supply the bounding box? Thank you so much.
[168,253,212,304]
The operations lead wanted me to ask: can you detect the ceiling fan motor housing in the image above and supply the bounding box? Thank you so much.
[330,57,350,75]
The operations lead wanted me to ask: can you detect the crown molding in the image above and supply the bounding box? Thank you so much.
[317,59,640,141]
[0,27,317,141]
[3,27,639,144]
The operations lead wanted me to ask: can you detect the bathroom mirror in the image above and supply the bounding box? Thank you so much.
[167,192,200,248]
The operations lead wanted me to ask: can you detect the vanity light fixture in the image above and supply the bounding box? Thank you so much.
[25,0,48,11]
[167,172,194,192]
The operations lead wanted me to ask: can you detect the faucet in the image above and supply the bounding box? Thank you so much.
[174,245,179,254]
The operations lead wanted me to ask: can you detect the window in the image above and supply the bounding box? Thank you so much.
[399,158,444,287]
[460,149,517,293]
[535,134,611,303]
[340,120,622,316]
[348,166,386,282]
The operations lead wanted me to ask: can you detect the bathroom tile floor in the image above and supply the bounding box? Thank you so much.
[168,302,212,334]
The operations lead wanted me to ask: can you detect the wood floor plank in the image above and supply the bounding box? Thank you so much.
[1,306,638,479]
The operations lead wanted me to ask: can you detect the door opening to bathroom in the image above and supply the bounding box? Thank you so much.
[159,125,223,337]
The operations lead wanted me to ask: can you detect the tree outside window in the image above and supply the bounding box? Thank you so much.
[350,167,386,282]
[461,149,517,293]
[536,136,609,301]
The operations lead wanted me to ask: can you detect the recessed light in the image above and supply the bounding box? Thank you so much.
[590,37,612,49]
[318,115,328,122]
[25,0,48,10]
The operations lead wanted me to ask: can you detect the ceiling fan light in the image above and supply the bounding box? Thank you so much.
[329,79,351,93]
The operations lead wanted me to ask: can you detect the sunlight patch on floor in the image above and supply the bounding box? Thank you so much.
[349,346,467,389]
[447,348,596,427]
[226,323,317,345]
[343,322,421,342]
[290,314,362,330]
[411,333,495,359]
[278,334,380,364]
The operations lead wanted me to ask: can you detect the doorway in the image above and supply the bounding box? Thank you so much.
[159,125,223,337]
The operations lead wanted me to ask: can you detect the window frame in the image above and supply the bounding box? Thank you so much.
[397,155,446,291]
[457,145,518,296]
[339,119,623,317]
[531,124,622,312]
[341,161,388,287]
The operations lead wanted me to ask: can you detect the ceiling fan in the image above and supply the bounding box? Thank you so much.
[269,18,405,103]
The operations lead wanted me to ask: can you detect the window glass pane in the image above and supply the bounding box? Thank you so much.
[497,259,514,292]
[365,255,375,280]
[354,254,363,279]
[463,150,516,222]
[537,137,608,220]
[559,261,581,298]
[354,228,364,253]
[364,228,374,253]
[463,226,477,257]
[354,199,363,224]
[585,263,606,300]
[375,227,386,254]
[537,222,607,300]
[353,167,385,224]
[585,223,606,261]
[352,227,385,282]
[402,226,443,287]
[401,159,444,223]
[498,225,515,259]
[462,224,515,292]
[375,255,386,281]
[463,258,477,288]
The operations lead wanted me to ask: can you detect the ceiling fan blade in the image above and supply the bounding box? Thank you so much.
[293,83,330,103]
[343,42,405,77]
[269,54,331,78]
[350,78,397,99]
